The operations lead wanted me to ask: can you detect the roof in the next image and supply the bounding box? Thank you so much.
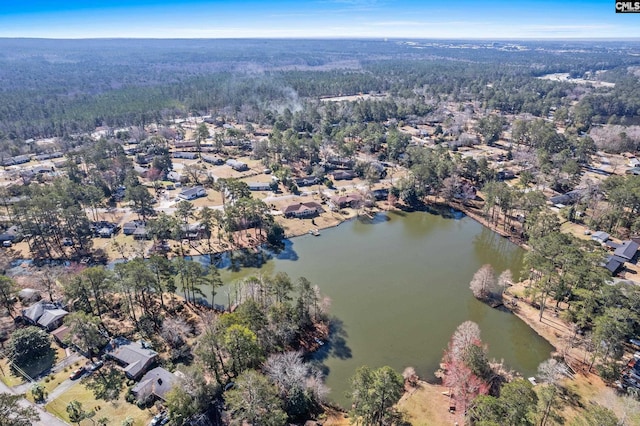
[591,231,610,242]
[332,193,363,206]
[603,255,627,274]
[22,301,58,323]
[37,309,68,328]
[283,202,322,215]
[17,288,41,302]
[614,240,639,261]
[179,186,205,197]
[51,325,71,342]
[106,338,158,379]
[131,367,178,401]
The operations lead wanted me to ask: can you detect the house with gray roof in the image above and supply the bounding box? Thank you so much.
[591,231,610,244]
[614,240,639,262]
[178,186,206,201]
[105,337,158,379]
[226,159,248,171]
[131,367,179,402]
[37,308,69,331]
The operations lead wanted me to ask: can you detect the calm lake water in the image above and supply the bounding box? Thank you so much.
[214,210,553,407]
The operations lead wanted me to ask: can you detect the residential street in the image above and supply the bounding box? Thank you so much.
[0,378,69,426]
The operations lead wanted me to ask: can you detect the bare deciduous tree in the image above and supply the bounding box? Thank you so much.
[469,264,497,300]
[497,269,513,295]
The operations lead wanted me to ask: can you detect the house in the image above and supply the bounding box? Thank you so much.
[173,141,197,149]
[17,288,41,303]
[331,170,356,181]
[614,240,639,262]
[282,202,323,218]
[131,367,179,402]
[105,337,158,379]
[549,189,585,206]
[603,255,626,275]
[173,151,199,160]
[33,152,63,161]
[372,188,389,200]
[326,157,354,168]
[1,155,31,167]
[226,159,248,171]
[178,186,206,201]
[591,231,610,244]
[92,221,118,238]
[98,227,115,238]
[123,221,146,236]
[331,193,363,209]
[22,301,67,330]
[133,227,149,240]
[497,170,516,180]
[166,171,182,182]
[295,177,320,187]
[202,154,224,165]
[248,182,273,191]
[51,325,71,347]
[37,308,68,331]
[180,222,207,239]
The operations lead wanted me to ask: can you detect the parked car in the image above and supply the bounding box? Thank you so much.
[149,412,169,426]
[69,367,85,380]
[86,360,104,372]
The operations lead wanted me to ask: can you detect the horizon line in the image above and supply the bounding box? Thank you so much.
[2,36,640,41]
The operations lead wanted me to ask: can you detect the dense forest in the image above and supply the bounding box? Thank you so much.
[1,39,640,141]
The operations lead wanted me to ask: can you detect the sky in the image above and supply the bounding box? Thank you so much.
[0,0,638,39]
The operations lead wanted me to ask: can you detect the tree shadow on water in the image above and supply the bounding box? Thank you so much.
[312,317,352,363]
[272,239,299,261]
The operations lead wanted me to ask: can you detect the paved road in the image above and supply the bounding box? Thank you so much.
[0,377,69,426]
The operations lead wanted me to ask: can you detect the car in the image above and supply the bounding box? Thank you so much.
[86,360,104,372]
[630,338,640,347]
[69,367,85,380]
[149,412,169,426]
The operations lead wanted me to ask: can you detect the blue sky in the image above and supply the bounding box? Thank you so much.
[0,0,638,39]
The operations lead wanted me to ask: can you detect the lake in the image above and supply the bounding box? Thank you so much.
[213,210,553,407]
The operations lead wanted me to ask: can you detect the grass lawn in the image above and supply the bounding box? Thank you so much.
[0,358,24,387]
[25,358,84,403]
[46,381,153,426]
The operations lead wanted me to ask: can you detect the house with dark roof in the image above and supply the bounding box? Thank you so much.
[282,202,323,218]
[549,189,585,206]
[105,338,158,379]
[202,154,224,165]
[614,240,639,262]
[331,170,356,181]
[295,177,320,187]
[178,186,206,201]
[123,221,146,236]
[131,367,179,402]
[330,193,363,209]
[173,151,199,160]
[603,255,626,275]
